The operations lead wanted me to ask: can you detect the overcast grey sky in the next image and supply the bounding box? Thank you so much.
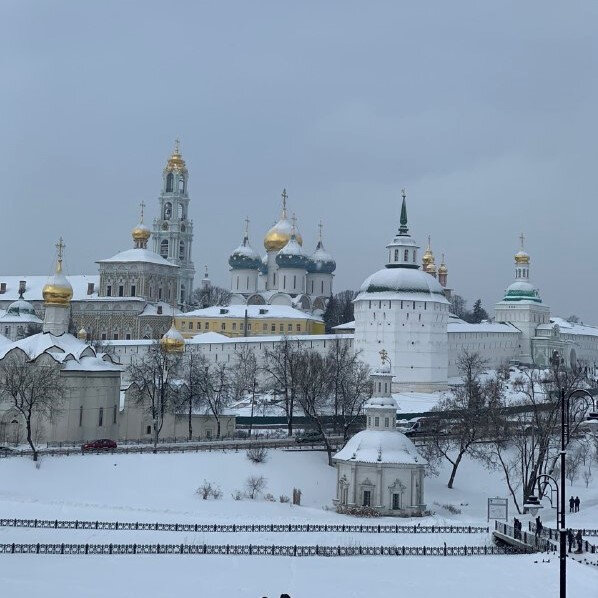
[1,1,597,321]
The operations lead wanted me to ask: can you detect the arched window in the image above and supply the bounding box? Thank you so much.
[179,241,185,260]
[404,249,408,261]
[166,173,174,192]
[178,177,185,193]
[394,249,399,261]
[160,239,168,258]
[164,202,172,220]
[178,203,184,220]
[180,285,186,304]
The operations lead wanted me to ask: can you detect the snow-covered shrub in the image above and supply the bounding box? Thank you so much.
[245,475,267,499]
[442,503,462,515]
[335,505,382,518]
[196,480,213,500]
[279,495,290,503]
[196,480,222,500]
[264,493,275,502]
[231,490,244,501]
[246,446,268,464]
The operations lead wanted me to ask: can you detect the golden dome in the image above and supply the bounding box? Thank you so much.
[422,236,434,267]
[514,251,530,264]
[165,139,187,173]
[425,261,437,274]
[77,327,87,341]
[438,262,448,275]
[42,240,73,306]
[160,324,185,353]
[132,223,151,242]
[264,220,303,252]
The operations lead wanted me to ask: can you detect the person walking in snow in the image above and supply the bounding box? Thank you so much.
[575,529,583,553]
[569,496,575,513]
[567,529,574,553]
[574,496,580,512]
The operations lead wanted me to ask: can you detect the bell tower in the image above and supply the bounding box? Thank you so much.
[153,140,195,306]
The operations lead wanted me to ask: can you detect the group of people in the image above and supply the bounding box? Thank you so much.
[514,515,586,553]
[569,496,581,513]
[567,528,585,553]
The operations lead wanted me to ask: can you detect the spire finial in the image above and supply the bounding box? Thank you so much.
[318,220,323,242]
[55,237,66,274]
[204,264,209,278]
[174,138,180,155]
[427,235,431,250]
[519,232,525,249]
[398,188,409,235]
[291,212,297,235]
[379,348,389,365]
[281,188,288,218]
[244,216,250,235]
[139,201,146,224]
[441,252,445,264]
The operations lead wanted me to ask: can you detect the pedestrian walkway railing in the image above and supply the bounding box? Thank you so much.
[494,521,552,552]
[0,518,489,535]
[0,542,523,557]
[528,522,597,554]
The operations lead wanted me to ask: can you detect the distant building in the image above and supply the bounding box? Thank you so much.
[175,304,325,338]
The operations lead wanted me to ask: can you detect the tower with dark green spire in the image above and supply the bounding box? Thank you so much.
[385,189,420,269]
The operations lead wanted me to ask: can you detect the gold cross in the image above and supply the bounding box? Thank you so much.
[318,220,323,241]
[401,188,406,200]
[291,212,297,232]
[244,216,250,235]
[281,188,288,216]
[519,232,525,249]
[140,201,146,223]
[56,237,65,262]
[174,138,180,154]
[379,348,388,364]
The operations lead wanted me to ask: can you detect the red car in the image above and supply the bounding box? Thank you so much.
[81,439,117,452]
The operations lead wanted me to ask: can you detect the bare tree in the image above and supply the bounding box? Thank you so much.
[566,448,583,486]
[423,351,493,488]
[189,285,231,309]
[245,475,267,499]
[325,338,355,433]
[192,356,231,439]
[178,352,202,440]
[126,343,182,452]
[337,358,372,440]
[0,351,65,461]
[479,357,591,513]
[295,350,337,466]
[263,337,302,436]
[231,345,262,437]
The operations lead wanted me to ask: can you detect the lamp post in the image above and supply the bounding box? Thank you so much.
[525,380,597,598]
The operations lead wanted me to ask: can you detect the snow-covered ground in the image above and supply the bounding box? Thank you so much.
[0,449,596,597]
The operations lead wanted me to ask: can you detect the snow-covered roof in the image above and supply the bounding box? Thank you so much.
[537,317,598,338]
[332,321,356,330]
[181,305,323,321]
[356,268,449,303]
[97,249,178,267]
[139,302,183,317]
[0,275,99,302]
[0,333,10,347]
[0,332,121,373]
[447,321,520,334]
[334,429,426,465]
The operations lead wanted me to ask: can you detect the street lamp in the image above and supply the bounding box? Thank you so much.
[523,494,543,517]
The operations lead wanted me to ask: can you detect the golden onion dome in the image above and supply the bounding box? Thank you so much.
[425,261,437,275]
[160,324,185,353]
[77,327,87,341]
[438,262,448,275]
[42,259,73,306]
[514,250,530,264]
[264,218,303,252]
[165,140,187,173]
[132,223,151,242]
[422,236,434,267]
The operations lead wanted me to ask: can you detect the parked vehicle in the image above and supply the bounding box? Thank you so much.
[81,439,117,452]
[295,431,324,444]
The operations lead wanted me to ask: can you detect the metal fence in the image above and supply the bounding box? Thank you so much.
[528,522,597,554]
[494,521,553,552]
[0,542,523,557]
[0,518,490,535]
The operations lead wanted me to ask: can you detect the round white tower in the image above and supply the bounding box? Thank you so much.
[353,190,449,392]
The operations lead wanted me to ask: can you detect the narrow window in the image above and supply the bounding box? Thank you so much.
[394,249,398,261]
[232,322,237,331]
[101,332,107,340]
[404,249,408,261]
[296,324,301,332]
[204,322,209,329]
[106,285,112,297]
[79,406,83,427]
[288,323,292,331]
[221,323,226,331]
[98,408,104,427]
[279,324,284,332]
[125,333,131,340]
[374,416,379,427]
[321,280,324,294]
[166,173,174,192]
[363,490,371,507]
[271,324,276,332]
[131,285,136,297]
[283,275,286,289]
[146,425,151,435]
[113,405,117,424]
[160,240,168,258]
[392,493,400,510]
[293,275,296,289]
[113,333,118,340]
[188,322,193,330]
[385,417,389,428]
[118,285,124,297]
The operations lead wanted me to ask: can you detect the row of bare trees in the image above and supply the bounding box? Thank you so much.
[126,338,373,462]
[421,350,596,513]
